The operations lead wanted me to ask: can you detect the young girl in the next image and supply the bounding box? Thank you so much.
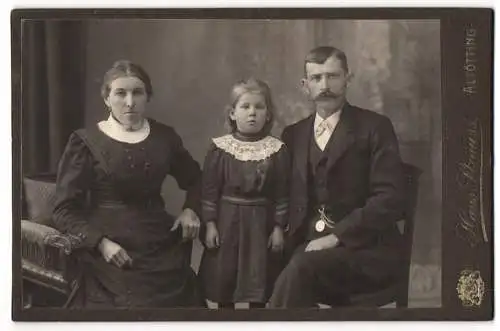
[199,78,289,309]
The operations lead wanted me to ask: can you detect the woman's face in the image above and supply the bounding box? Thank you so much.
[230,92,268,134]
[104,76,148,128]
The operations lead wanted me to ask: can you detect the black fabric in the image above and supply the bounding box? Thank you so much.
[275,103,407,307]
[307,134,335,240]
[198,137,289,304]
[52,119,203,307]
[269,243,396,308]
[282,103,406,252]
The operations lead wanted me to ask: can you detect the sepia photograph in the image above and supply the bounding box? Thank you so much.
[11,8,493,321]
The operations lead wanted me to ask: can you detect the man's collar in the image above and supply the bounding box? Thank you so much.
[314,109,342,129]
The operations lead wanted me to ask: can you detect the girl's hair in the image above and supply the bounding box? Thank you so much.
[226,78,275,135]
[100,60,153,101]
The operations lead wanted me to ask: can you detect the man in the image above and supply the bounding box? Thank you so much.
[269,46,407,308]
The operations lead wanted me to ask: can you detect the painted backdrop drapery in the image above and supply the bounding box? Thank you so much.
[22,20,87,176]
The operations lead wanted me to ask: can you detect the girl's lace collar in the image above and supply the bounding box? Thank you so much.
[212,134,284,161]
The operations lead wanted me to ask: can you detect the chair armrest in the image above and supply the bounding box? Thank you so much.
[21,220,83,255]
[21,220,84,295]
[44,231,84,256]
[21,220,83,273]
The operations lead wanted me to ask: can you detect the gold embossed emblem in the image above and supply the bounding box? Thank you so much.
[456,269,485,307]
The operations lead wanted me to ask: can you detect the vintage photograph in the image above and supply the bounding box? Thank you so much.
[11,9,492,321]
[17,17,441,311]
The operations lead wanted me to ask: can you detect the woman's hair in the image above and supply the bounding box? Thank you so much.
[100,60,153,101]
[225,78,275,135]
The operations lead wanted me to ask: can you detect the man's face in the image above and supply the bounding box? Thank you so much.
[302,56,350,110]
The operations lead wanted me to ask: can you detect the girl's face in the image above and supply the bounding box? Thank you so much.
[230,92,268,134]
[104,76,148,128]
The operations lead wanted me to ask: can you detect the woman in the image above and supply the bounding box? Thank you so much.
[53,60,204,308]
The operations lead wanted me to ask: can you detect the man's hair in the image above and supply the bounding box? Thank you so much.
[304,46,349,76]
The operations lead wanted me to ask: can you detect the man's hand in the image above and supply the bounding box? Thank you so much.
[171,208,201,240]
[305,234,339,252]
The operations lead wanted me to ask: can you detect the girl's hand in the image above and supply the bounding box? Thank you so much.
[171,208,201,240]
[205,222,220,249]
[98,237,133,269]
[268,226,284,252]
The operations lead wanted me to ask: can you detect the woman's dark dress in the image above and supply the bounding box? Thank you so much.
[52,118,204,308]
[199,133,289,304]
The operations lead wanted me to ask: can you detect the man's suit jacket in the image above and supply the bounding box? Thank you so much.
[282,103,407,258]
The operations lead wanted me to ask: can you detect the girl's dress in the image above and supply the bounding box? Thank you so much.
[52,118,204,308]
[199,132,289,304]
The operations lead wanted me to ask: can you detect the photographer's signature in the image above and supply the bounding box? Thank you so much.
[456,119,488,246]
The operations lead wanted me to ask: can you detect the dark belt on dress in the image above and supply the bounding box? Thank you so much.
[96,201,128,209]
[220,195,269,206]
[95,198,158,210]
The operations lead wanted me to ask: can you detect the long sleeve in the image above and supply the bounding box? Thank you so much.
[168,129,202,215]
[272,144,291,228]
[52,132,104,249]
[200,143,224,224]
[331,116,406,248]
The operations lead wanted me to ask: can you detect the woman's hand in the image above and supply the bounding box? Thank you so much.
[170,208,201,240]
[205,221,220,249]
[268,226,284,252]
[98,237,133,269]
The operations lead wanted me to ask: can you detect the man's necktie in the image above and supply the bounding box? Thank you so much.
[315,120,331,151]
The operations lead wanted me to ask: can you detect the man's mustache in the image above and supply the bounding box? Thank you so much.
[316,90,340,99]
